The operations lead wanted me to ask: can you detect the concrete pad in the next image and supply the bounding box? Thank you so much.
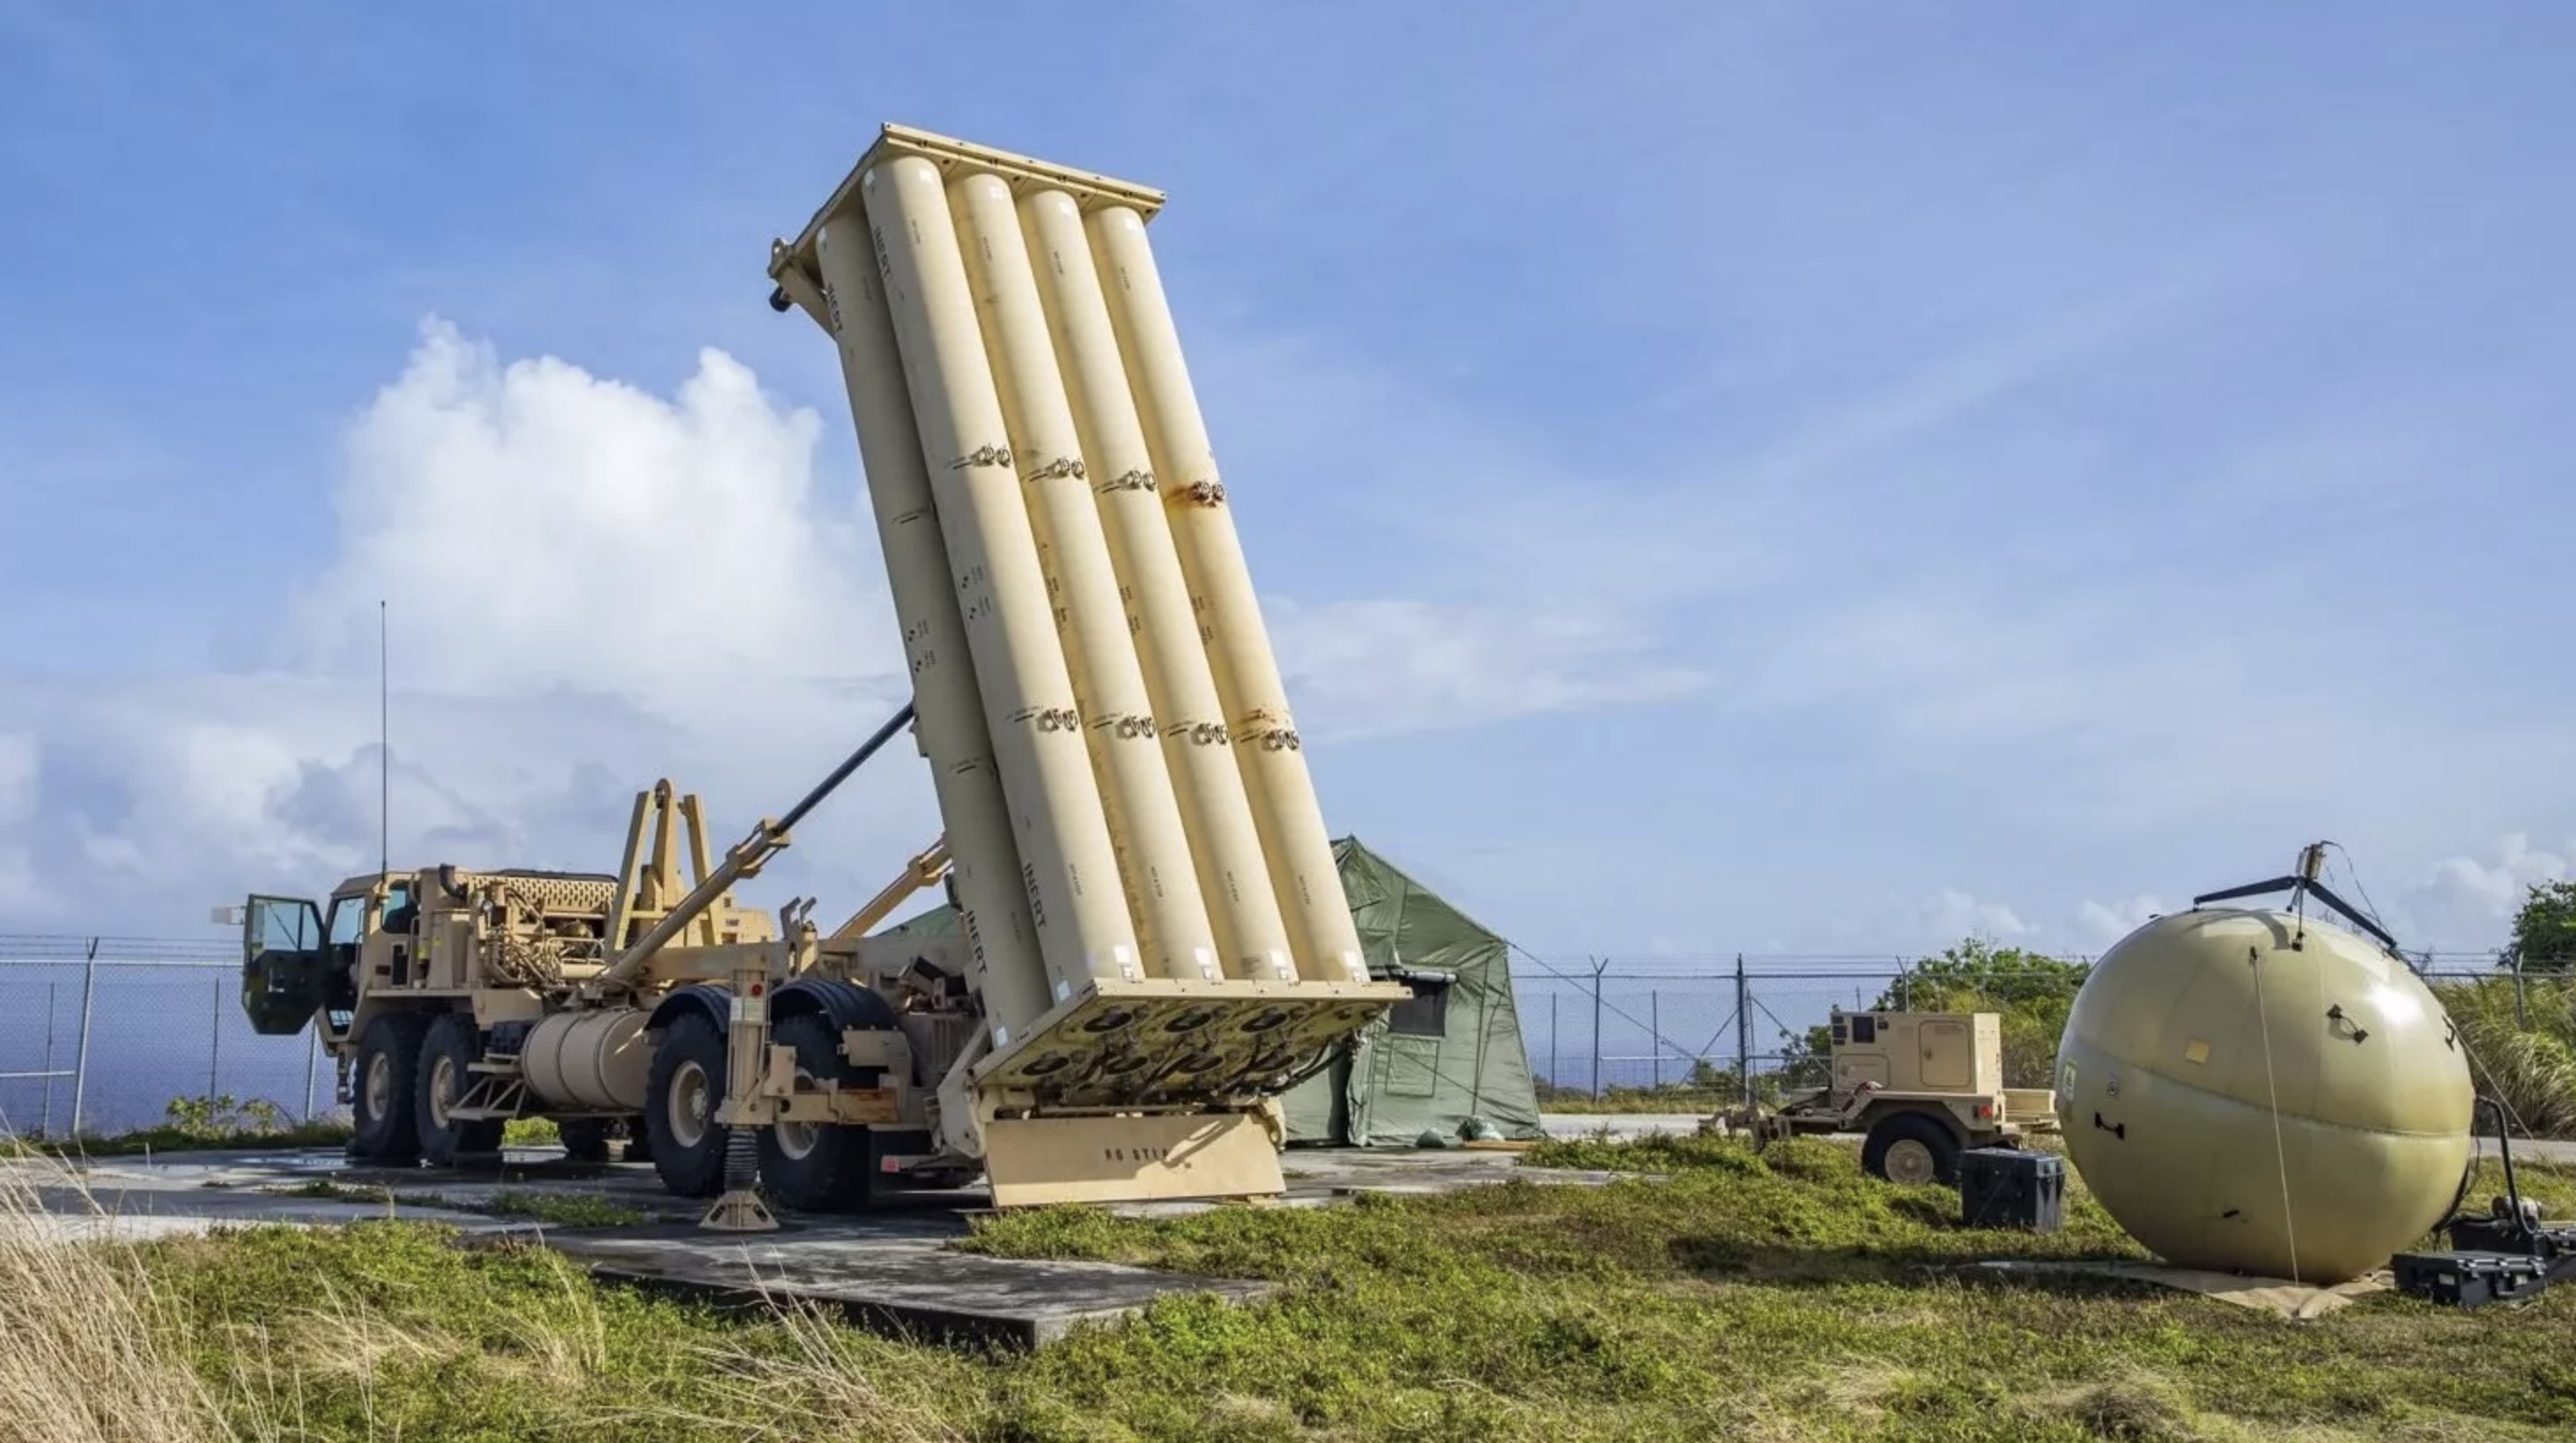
[531,1221,1270,1349]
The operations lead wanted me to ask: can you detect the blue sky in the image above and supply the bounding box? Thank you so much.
[2,2,2571,959]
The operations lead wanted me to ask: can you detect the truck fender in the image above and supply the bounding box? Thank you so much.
[646,983,730,1036]
[772,976,903,1035]
[1858,1099,1970,1144]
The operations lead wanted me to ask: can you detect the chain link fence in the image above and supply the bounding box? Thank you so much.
[0,932,2554,1138]
[1506,946,2544,1114]
[0,936,332,1137]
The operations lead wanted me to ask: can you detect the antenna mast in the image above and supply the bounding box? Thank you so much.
[379,599,389,879]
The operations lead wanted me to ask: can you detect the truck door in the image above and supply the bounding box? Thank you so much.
[1921,1019,1973,1090]
[239,895,325,1035]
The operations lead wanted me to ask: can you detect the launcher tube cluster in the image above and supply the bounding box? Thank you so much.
[772,126,1373,1054]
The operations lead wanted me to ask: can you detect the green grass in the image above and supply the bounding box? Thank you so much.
[50,1131,2576,1440]
[31,1120,352,1158]
[484,1188,647,1228]
[1529,1084,1736,1115]
[11,1094,353,1159]
[501,1116,561,1146]
[1521,1128,1773,1174]
[261,1178,646,1228]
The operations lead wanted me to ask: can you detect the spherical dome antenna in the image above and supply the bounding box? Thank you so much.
[2057,845,2474,1285]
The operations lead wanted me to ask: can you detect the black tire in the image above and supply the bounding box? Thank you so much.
[415,1013,503,1166]
[1862,1111,1964,1187]
[757,1011,880,1213]
[558,1118,614,1164]
[351,1012,432,1163]
[644,1011,729,1198]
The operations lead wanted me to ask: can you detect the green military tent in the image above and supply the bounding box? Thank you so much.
[1279,838,1543,1146]
[878,835,1543,1147]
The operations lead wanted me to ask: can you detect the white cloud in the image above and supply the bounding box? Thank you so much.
[0,732,33,822]
[2076,894,2165,947]
[1,319,1695,934]
[292,318,885,729]
[2392,834,2574,956]
[1925,889,2030,942]
[0,731,38,915]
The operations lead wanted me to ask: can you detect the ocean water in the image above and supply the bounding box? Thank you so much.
[0,952,327,1137]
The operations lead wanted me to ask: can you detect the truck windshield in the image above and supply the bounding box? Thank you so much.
[328,898,365,947]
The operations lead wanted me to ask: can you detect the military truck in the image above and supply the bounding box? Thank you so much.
[1714,1010,2060,1184]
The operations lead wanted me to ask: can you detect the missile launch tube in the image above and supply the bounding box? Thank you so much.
[797,228,1055,1046]
[863,155,1144,996]
[1020,188,1297,983]
[950,173,1220,983]
[1085,205,1369,984]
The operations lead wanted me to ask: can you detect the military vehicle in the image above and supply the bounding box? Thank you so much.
[233,123,1413,1229]
[1716,1010,2059,1184]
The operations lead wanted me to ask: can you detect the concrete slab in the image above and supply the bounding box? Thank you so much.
[533,1221,1270,1349]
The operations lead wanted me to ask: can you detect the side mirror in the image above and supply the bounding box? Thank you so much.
[211,905,245,926]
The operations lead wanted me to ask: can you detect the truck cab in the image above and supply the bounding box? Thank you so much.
[238,875,398,1043]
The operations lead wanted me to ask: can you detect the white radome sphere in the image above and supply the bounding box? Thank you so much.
[2057,907,2473,1284]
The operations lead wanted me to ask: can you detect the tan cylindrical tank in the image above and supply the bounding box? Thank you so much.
[862,155,1143,998]
[1017,187,1296,984]
[800,221,1053,1047]
[2057,908,2474,1284]
[1084,204,1367,984]
[948,173,1220,985]
[523,1009,650,1112]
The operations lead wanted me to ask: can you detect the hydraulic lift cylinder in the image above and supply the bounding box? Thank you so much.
[950,172,1220,983]
[863,155,1144,998]
[1084,204,1369,984]
[799,221,1053,1047]
[1019,187,1297,983]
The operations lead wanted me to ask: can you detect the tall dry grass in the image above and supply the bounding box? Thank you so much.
[2439,975,2576,1139]
[0,1149,237,1443]
[0,1143,979,1443]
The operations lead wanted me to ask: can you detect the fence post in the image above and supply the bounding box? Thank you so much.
[1589,957,1607,1097]
[2513,951,2528,1029]
[1548,992,1558,1093]
[208,975,222,1099]
[305,1028,321,1121]
[70,937,99,1136]
[1735,953,1751,1107]
[1651,990,1662,1090]
[41,980,57,1137]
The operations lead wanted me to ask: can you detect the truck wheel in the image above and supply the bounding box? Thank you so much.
[415,1014,504,1166]
[352,1012,431,1163]
[1862,1112,1962,1186]
[558,1118,614,1164]
[644,1011,729,1198]
[758,1012,877,1213]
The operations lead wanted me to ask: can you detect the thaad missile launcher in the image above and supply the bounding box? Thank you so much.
[233,126,1408,1226]
[764,123,1411,1207]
